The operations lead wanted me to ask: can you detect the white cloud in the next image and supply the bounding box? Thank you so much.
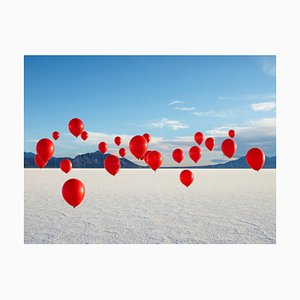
[192,110,233,117]
[168,100,184,105]
[174,106,196,111]
[206,117,276,157]
[147,118,189,130]
[251,101,276,111]
[262,60,276,77]
[170,135,194,142]
[77,131,164,145]
[206,126,231,137]
[24,139,39,143]
[219,93,275,101]
[207,118,275,138]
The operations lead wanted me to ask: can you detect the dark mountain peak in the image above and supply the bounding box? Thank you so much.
[24,152,35,159]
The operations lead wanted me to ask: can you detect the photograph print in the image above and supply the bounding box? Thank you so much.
[24,55,276,244]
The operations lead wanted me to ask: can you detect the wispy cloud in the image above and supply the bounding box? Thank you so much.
[168,100,184,105]
[170,136,194,142]
[24,139,39,143]
[174,106,196,111]
[206,117,276,156]
[261,59,276,77]
[147,118,189,130]
[192,110,233,117]
[251,101,276,111]
[77,131,164,145]
[219,93,275,101]
[207,117,276,138]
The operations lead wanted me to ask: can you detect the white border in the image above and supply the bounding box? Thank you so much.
[1,0,300,299]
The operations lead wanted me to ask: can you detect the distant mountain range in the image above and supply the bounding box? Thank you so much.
[24,151,276,169]
[190,155,276,169]
[24,151,142,168]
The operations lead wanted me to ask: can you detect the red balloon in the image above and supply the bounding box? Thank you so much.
[52,131,60,140]
[129,135,148,159]
[180,170,194,187]
[143,133,151,143]
[36,138,55,163]
[141,150,151,163]
[62,178,85,208]
[35,154,46,168]
[98,142,108,154]
[81,131,88,141]
[114,136,122,146]
[221,139,237,158]
[172,148,184,163]
[189,146,202,163]
[119,147,126,157]
[228,129,235,138]
[194,132,204,145]
[205,137,215,151]
[147,150,163,171]
[246,148,265,171]
[60,159,72,174]
[68,118,84,137]
[104,154,121,176]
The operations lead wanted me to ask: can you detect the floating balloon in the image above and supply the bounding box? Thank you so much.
[194,132,204,145]
[141,150,151,164]
[98,142,108,154]
[147,150,163,171]
[205,137,215,151]
[119,147,126,157]
[34,154,46,168]
[189,146,202,163]
[52,131,60,140]
[246,148,265,171]
[129,135,148,159]
[172,148,184,163]
[68,118,84,137]
[221,139,237,158]
[228,129,235,138]
[114,136,122,146]
[81,131,88,141]
[36,138,54,163]
[62,178,85,208]
[180,170,194,187]
[104,154,121,176]
[60,159,72,174]
[143,133,151,143]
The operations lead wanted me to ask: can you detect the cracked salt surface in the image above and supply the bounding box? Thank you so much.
[24,169,275,244]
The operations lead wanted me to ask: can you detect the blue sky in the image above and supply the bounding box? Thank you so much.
[24,55,276,166]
